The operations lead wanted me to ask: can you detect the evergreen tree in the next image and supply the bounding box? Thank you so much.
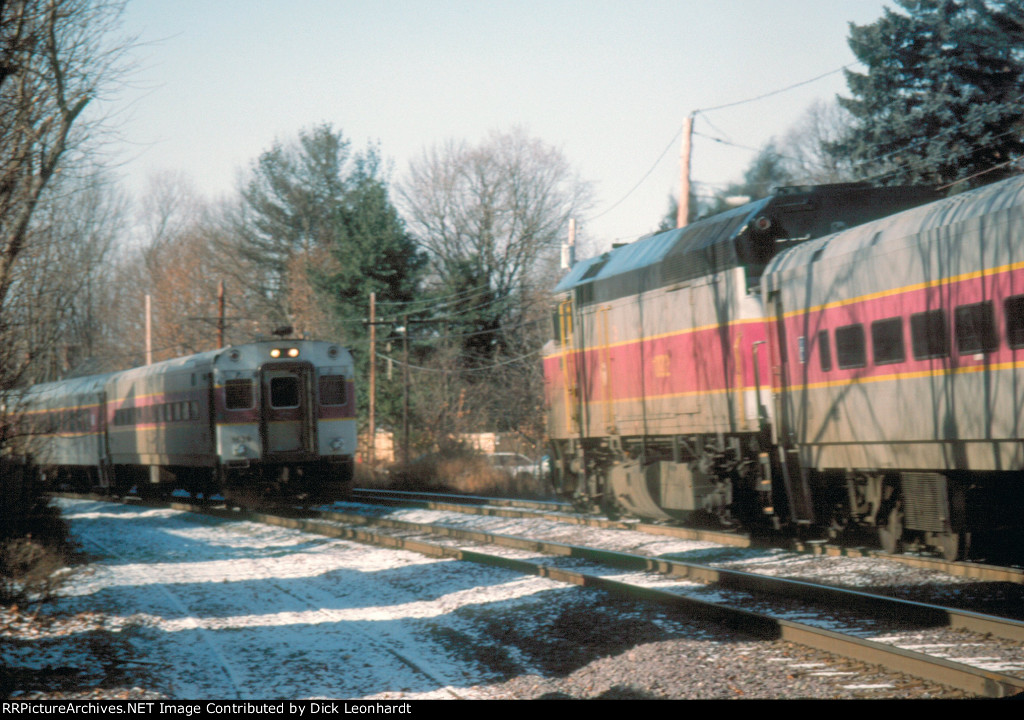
[833,0,1024,187]
[700,143,795,219]
[228,124,425,435]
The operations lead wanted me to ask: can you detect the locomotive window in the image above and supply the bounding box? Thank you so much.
[270,377,300,408]
[835,324,866,369]
[1005,295,1024,348]
[911,309,949,359]
[955,301,997,354]
[319,375,346,406]
[817,330,832,372]
[225,379,254,410]
[871,317,905,366]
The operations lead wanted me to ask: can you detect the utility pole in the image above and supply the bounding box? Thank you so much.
[145,294,152,365]
[217,281,225,349]
[561,218,576,270]
[402,314,410,465]
[677,114,694,229]
[368,292,376,469]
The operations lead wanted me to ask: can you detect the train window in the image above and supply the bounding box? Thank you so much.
[817,330,832,372]
[190,401,199,420]
[955,301,997,354]
[319,376,346,406]
[835,324,866,369]
[225,379,254,410]
[1005,295,1024,348]
[270,377,300,408]
[871,317,905,365]
[911,309,949,359]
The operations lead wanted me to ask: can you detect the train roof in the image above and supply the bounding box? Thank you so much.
[555,197,768,295]
[15,373,115,401]
[557,183,942,306]
[763,175,1024,289]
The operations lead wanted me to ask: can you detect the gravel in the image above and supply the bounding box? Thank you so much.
[0,500,1001,700]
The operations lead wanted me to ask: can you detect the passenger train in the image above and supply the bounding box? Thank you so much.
[1,340,357,503]
[544,177,1024,560]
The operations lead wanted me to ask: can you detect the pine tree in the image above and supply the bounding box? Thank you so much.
[833,0,1024,187]
[229,124,425,435]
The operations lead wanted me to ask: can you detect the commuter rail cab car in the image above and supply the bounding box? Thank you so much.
[3,340,357,504]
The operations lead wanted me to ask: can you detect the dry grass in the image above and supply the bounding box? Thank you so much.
[362,450,554,500]
[0,459,78,606]
[0,538,76,605]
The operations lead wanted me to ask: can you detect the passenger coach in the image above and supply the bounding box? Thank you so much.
[4,340,356,503]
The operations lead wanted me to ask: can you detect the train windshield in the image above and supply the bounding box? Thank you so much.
[269,376,300,408]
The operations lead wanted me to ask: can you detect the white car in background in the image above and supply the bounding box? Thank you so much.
[484,452,540,480]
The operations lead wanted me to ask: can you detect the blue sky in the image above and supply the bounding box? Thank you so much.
[109,0,892,251]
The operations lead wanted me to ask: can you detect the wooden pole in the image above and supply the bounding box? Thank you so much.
[217,281,225,349]
[402,314,410,464]
[677,115,694,229]
[368,292,376,469]
[145,294,152,365]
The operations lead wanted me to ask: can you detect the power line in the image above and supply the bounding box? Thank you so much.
[697,65,853,115]
[584,64,857,225]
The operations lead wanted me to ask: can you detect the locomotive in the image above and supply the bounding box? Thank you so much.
[544,178,1024,560]
[2,340,357,503]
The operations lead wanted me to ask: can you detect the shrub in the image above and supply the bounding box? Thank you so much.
[0,458,77,605]
[383,447,553,499]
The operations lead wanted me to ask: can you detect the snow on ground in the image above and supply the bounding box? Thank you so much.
[2,498,992,700]
[24,499,580,699]
[336,502,980,589]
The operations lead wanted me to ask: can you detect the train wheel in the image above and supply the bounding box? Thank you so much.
[936,532,970,562]
[878,504,904,554]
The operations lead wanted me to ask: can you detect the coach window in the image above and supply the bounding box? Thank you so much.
[225,379,254,410]
[835,324,866,369]
[319,375,347,405]
[1005,295,1024,349]
[955,301,998,354]
[910,309,949,359]
[871,317,905,365]
[270,377,300,408]
[817,330,832,372]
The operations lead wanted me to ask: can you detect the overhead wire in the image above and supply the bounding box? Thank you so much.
[582,63,859,227]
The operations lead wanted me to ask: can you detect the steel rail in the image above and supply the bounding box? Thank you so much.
[351,488,1024,582]
[188,503,1024,698]
[314,506,1024,644]
[54,494,1024,697]
[350,488,753,547]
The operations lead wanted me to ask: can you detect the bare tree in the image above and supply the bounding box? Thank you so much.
[402,128,591,309]
[0,0,130,389]
[5,166,126,384]
[400,128,591,442]
[101,174,267,366]
[779,99,857,184]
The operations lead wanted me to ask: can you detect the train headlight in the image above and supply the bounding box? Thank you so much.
[270,348,281,358]
[287,347,299,358]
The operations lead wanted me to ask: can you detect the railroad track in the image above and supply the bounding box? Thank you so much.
[64,492,1020,698]
[350,487,1024,584]
[55,492,1024,696]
